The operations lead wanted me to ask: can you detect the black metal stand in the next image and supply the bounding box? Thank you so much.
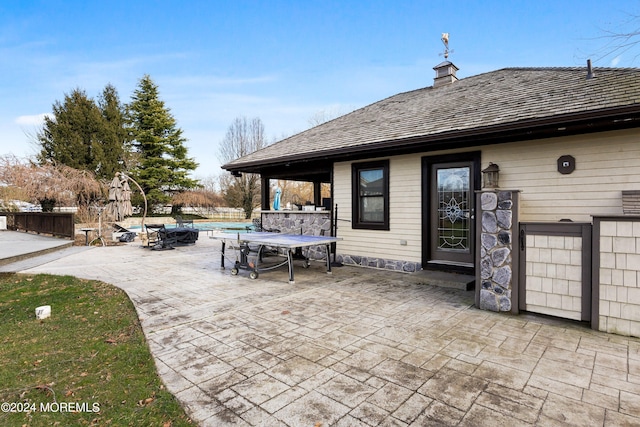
[331,204,343,267]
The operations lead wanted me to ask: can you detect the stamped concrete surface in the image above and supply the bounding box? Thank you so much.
[0,230,73,266]
[11,236,640,426]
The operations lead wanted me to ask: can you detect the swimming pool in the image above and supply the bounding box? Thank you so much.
[125,221,253,233]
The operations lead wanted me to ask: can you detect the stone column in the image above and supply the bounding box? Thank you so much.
[478,190,518,312]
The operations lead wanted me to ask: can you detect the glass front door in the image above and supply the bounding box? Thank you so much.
[429,162,474,266]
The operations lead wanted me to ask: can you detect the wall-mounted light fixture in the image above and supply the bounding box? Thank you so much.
[557,155,575,174]
[482,163,500,188]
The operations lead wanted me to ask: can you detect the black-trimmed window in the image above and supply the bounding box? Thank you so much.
[352,160,389,230]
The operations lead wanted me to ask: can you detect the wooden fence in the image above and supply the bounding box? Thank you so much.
[0,212,75,239]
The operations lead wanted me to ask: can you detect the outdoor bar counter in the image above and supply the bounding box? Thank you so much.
[260,210,331,236]
[259,209,333,260]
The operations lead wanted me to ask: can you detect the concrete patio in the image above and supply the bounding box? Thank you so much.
[2,231,640,426]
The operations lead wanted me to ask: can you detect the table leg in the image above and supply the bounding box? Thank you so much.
[220,241,226,269]
[287,249,295,284]
[325,244,332,274]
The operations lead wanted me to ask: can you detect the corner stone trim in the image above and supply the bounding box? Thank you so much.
[479,191,516,312]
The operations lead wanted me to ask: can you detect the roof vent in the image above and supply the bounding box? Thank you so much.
[586,59,596,80]
[433,33,459,87]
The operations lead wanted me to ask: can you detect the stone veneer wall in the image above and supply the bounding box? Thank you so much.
[596,218,640,337]
[479,190,517,312]
[261,211,332,259]
[261,211,331,235]
[336,254,421,273]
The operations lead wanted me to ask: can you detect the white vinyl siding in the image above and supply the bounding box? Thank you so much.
[333,128,640,264]
[482,128,640,222]
[335,155,423,263]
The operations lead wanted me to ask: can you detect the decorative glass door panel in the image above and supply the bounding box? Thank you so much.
[430,162,474,266]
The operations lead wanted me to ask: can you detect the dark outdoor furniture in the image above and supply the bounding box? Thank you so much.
[79,227,96,246]
[146,224,174,250]
[252,218,280,233]
[118,232,136,242]
[176,216,194,228]
[146,223,199,250]
[170,227,199,245]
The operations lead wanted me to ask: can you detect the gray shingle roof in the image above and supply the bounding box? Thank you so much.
[223,67,640,170]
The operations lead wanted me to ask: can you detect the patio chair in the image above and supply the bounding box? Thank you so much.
[251,218,280,233]
[176,216,194,228]
[145,224,177,250]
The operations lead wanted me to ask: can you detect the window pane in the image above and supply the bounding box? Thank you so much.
[359,168,384,223]
[359,169,383,196]
[360,196,384,222]
[352,160,389,230]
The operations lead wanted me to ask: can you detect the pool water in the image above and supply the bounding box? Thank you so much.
[126,221,253,233]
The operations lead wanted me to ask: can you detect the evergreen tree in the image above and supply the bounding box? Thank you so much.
[38,88,104,174]
[37,86,128,180]
[126,75,198,211]
[97,84,129,178]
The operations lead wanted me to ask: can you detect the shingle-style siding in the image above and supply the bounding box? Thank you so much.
[597,219,640,337]
[525,234,584,320]
[225,68,640,169]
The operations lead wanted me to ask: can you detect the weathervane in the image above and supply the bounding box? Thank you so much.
[440,33,453,59]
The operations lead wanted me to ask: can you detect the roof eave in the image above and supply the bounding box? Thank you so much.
[222,104,640,173]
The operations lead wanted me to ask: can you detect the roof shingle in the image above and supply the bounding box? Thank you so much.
[224,67,640,169]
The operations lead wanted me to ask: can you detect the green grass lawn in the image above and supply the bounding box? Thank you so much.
[0,274,193,426]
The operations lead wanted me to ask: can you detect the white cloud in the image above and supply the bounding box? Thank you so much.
[611,56,621,67]
[15,113,49,126]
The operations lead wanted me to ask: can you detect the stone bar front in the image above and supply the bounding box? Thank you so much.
[260,210,332,259]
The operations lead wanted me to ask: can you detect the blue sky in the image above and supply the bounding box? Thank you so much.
[1,0,638,178]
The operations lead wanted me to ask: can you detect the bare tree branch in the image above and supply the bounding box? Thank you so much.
[582,12,640,65]
[0,155,104,213]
